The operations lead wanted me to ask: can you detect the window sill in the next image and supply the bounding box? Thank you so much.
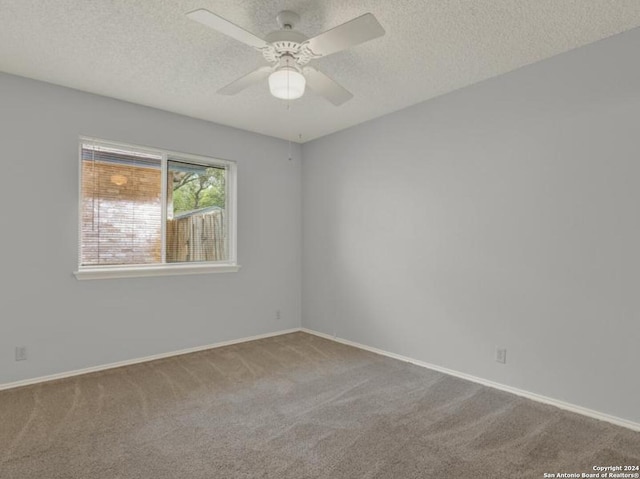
[74,263,241,280]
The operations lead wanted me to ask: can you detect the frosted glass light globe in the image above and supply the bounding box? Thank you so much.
[268,67,306,100]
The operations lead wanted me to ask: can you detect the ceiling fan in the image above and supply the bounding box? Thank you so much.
[186,9,385,105]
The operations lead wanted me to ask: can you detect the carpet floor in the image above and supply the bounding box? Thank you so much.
[1,332,638,478]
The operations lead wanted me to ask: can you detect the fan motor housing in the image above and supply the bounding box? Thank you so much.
[263,30,314,65]
[265,29,307,45]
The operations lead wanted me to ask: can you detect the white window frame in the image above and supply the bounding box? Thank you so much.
[74,137,240,280]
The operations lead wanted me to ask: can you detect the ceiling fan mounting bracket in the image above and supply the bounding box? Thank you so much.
[276,11,300,30]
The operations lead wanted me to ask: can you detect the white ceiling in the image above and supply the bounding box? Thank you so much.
[1,1,640,142]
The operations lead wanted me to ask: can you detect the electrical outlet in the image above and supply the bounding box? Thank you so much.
[495,348,507,364]
[15,346,27,361]
[275,310,281,320]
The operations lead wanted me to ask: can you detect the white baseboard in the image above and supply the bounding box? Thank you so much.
[0,328,302,392]
[302,328,640,432]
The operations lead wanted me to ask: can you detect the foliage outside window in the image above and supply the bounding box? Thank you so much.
[76,138,237,279]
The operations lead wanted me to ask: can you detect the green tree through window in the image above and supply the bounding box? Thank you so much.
[170,164,226,215]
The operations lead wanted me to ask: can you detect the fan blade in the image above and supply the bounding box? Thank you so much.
[303,67,353,106]
[304,13,384,57]
[187,9,267,49]
[218,66,272,95]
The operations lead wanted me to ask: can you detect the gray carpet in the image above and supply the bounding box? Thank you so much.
[1,332,638,478]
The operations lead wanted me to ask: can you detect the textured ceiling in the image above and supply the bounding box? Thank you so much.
[1,1,640,142]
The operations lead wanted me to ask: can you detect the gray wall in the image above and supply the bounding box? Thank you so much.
[0,73,301,384]
[302,28,640,423]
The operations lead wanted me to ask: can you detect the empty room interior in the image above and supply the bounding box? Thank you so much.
[1,1,640,478]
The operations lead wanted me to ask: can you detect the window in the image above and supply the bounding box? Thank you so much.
[75,138,238,279]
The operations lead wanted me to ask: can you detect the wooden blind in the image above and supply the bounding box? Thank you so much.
[80,142,162,266]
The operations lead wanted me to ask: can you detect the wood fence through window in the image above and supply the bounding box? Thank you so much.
[166,210,226,262]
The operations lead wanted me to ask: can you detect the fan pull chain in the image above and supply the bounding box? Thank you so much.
[287,67,292,161]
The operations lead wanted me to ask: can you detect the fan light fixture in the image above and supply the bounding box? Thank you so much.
[268,67,306,100]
